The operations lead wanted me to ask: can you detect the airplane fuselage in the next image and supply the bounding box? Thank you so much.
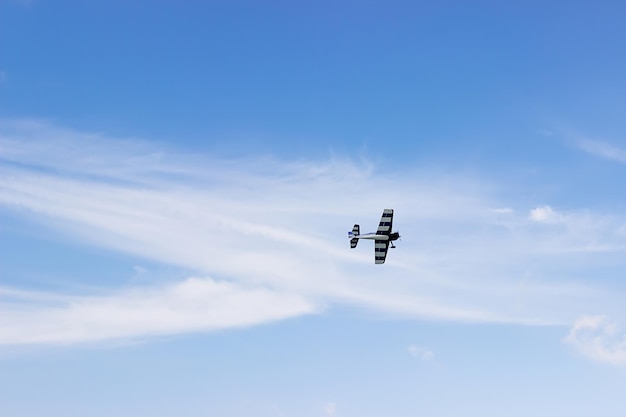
[354,232,400,241]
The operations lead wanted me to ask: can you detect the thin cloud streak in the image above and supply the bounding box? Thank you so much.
[2,119,626,345]
[565,315,626,365]
[0,277,317,345]
[577,138,626,164]
[407,344,434,361]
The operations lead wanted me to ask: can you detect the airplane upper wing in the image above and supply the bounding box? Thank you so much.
[376,209,393,235]
[374,240,389,264]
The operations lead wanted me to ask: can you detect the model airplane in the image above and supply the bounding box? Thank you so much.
[348,209,400,264]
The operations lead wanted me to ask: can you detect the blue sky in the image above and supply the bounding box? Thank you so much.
[2,1,626,416]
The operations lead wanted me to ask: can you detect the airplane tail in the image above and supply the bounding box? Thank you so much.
[348,224,360,248]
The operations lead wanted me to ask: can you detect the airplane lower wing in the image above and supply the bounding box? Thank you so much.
[375,209,393,263]
[374,240,389,264]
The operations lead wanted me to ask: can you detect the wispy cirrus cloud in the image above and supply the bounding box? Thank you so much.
[2,119,626,346]
[0,277,316,345]
[577,138,626,164]
[323,402,336,417]
[407,344,434,361]
[490,207,514,214]
[565,315,626,365]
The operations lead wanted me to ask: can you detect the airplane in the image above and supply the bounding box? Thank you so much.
[348,209,400,264]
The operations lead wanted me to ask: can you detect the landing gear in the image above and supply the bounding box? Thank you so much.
[390,242,396,249]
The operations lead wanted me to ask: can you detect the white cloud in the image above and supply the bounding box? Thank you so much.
[577,138,626,164]
[564,315,626,365]
[529,205,565,223]
[0,277,316,345]
[407,345,434,361]
[133,265,147,274]
[324,402,336,417]
[1,119,626,345]
[526,205,626,253]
